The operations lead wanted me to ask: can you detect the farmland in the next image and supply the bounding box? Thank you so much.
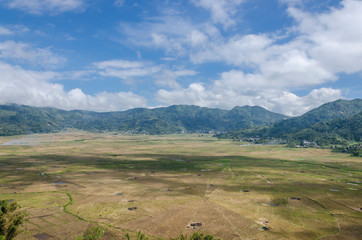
[0,132,361,240]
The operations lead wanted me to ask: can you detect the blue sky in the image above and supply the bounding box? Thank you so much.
[0,0,361,116]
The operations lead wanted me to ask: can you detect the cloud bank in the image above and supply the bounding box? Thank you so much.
[0,61,147,111]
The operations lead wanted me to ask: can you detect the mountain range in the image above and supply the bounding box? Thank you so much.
[1,99,361,147]
[0,104,287,136]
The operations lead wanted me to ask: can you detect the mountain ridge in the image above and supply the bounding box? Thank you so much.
[0,103,287,136]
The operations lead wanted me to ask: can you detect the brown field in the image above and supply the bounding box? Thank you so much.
[0,132,361,240]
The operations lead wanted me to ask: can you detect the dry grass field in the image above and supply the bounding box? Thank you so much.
[0,132,361,240]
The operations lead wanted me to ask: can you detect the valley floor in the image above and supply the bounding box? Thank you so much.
[0,132,361,240]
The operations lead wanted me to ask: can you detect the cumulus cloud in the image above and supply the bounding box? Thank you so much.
[288,0,362,74]
[191,0,244,28]
[262,0,362,80]
[0,41,66,68]
[190,32,337,90]
[156,83,214,107]
[156,66,342,116]
[2,0,84,15]
[0,61,147,111]
[156,79,342,116]
[260,46,337,87]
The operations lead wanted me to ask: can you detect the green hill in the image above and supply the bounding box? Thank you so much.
[0,104,287,136]
[289,111,362,145]
[265,99,362,138]
[216,99,362,146]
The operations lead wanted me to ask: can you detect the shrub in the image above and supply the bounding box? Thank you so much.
[0,200,25,240]
[75,224,104,240]
[126,231,220,240]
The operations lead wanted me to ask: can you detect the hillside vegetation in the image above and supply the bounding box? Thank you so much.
[0,104,286,136]
[216,99,362,147]
[289,111,362,144]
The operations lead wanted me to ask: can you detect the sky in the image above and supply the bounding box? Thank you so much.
[0,0,361,116]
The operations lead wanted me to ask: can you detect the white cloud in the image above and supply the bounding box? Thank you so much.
[260,46,337,87]
[119,15,217,56]
[66,88,147,112]
[191,0,244,28]
[94,60,144,69]
[0,41,66,68]
[262,88,342,116]
[0,26,13,35]
[189,30,208,47]
[157,83,213,107]
[156,67,342,116]
[0,25,29,35]
[2,0,84,14]
[94,59,160,79]
[0,61,147,111]
[155,69,197,89]
[61,70,97,81]
[156,79,342,116]
[94,59,197,89]
[191,33,337,89]
[191,34,273,66]
[288,0,362,74]
[114,0,125,7]
[98,67,160,79]
[191,35,337,91]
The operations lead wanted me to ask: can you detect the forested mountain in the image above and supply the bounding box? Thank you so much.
[265,99,362,138]
[289,111,362,145]
[217,99,362,146]
[0,104,287,136]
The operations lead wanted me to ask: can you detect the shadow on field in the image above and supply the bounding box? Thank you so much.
[1,152,361,196]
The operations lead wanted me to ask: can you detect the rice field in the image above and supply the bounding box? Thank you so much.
[0,132,361,239]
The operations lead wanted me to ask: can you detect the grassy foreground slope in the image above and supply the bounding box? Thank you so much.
[0,133,361,239]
